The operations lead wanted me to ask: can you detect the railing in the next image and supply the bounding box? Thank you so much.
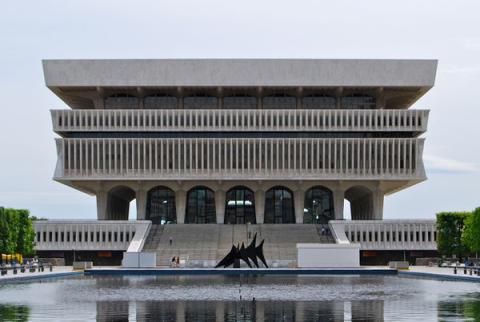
[51,109,429,133]
[53,137,425,180]
[34,220,151,251]
[329,220,437,250]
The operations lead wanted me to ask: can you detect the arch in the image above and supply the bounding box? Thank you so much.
[225,186,256,224]
[105,93,140,109]
[264,186,295,224]
[106,186,136,220]
[340,94,376,109]
[303,94,336,109]
[185,186,216,223]
[304,186,334,224]
[146,186,176,224]
[345,186,374,220]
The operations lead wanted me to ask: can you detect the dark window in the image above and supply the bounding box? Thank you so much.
[341,94,376,109]
[186,186,216,223]
[303,186,334,224]
[225,186,256,224]
[146,186,177,224]
[303,95,336,109]
[264,186,295,224]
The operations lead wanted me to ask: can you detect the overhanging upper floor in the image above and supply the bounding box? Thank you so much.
[42,59,437,109]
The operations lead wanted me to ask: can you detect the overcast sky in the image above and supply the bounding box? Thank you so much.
[0,0,479,219]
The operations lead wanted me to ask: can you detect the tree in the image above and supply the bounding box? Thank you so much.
[462,207,480,257]
[436,211,470,258]
[0,207,37,256]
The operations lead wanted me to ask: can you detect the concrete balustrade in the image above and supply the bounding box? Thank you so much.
[51,109,429,133]
[54,137,425,181]
[34,220,151,251]
[329,220,437,250]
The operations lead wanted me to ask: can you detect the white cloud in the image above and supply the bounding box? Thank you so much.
[424,154,480,173]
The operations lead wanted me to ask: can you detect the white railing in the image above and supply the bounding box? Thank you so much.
[329,220,437,250]
[51,109,429,133]
[54,137,425,180]
[34,220,151,251]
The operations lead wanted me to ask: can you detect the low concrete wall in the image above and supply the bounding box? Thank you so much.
[297,243,360,268]
[73,261,93,270]
[122,252,156,268]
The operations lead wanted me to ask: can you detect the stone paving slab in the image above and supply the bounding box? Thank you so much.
[399,266,480,283]
[0,266,81,283]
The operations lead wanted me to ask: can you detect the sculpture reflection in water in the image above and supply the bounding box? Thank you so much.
[215,234,268,268]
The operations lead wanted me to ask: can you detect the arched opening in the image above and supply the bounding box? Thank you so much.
[345,186,374,220]
[185,186,216,223]
[264,186,295,224]
[304,186,334,224]
[146,186,176,224]
[225,186,256,224]
[106,186,136,220]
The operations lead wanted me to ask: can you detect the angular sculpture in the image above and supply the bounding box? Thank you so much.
[215,234,268,268]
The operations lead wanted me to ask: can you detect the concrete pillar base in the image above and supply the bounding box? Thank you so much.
[333,189,345,220]
[175,190,186,223]
[294,189,305,224]
[254,190,265,224]
[215,190,226,224]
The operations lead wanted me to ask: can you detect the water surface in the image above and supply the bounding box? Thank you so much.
[0,275,479,321]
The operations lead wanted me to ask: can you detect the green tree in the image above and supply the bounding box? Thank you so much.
[462,207,480,257]
[0,207,37,256]
[436,211,470,258]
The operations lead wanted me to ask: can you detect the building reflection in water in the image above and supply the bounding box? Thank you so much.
[96,300,385,322]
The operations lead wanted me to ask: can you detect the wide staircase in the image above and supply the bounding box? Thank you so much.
[142,224,334,268]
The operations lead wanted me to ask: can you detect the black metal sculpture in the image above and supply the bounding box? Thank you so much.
[215,234,268,268]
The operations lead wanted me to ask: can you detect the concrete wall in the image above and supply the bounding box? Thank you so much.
[297,243,360,268]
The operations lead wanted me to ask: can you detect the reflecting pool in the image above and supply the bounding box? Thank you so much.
[0,275,479,321]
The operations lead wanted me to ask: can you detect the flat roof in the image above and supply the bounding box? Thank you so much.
[43,59,437,88]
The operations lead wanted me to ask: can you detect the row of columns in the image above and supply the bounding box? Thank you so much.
[96,186,384,222]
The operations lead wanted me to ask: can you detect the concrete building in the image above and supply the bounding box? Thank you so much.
[37,59,439,266]
[45,59,436,223]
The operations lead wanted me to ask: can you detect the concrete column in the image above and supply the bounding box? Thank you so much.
[215,302,225,322]
[215,190,226,224]
[372,189,384,220]
[96,191,108,220]
[333,189,345,220]
[175,190,186,224]
[136,188,147,220]
[294,189,305,224]
[254,190,265,224]
[175,301,185,322]
[93,96,105,109]
[256,301,265,322]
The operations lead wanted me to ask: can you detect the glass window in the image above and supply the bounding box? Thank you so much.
[264,187,295,223]
[225,186,256,224]
[304,186,334,224]
[146,186,177,224]
[303,95,336,109]
[340,94,376,109]
[186,187,216,223]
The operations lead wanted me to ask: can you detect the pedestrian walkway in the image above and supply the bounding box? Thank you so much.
[0,266,81,283]
[399,266,480,283]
